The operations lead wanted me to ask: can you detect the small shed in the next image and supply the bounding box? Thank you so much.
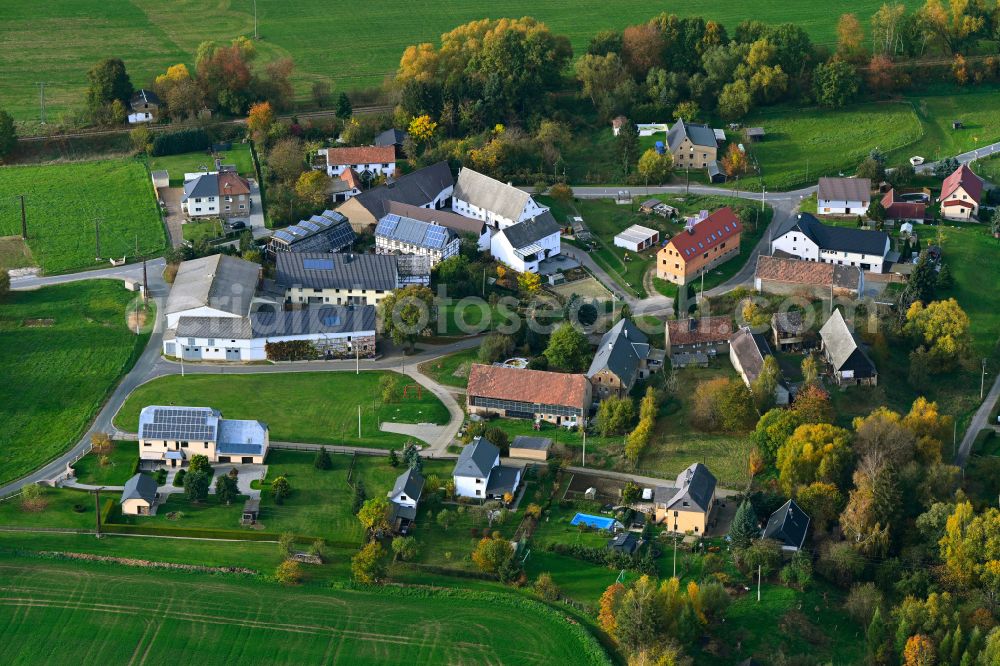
[584,487,598,500]
[746,127,765,142]
[952,120,964,130]
[121,473,158,516]
[242,498,260,525]
[708,161,727,184]
[607,532,641,555]
[713,128,726,143]
[639,199,677,218]
[614,224,660,252]
[509,435,552,461]
[151,170,169,189]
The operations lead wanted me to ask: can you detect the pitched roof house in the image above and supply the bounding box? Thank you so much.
[754,255,864,298]
[375,128,408,155]
[653,463,717,534]
[128,89,160,123]
[940,163,983,221]
[762,499,810,551]
[266,209,356,256]
[729,327,789,405]
[452,436,522,500]
[275,251,400,306]
[666,119,718,169]
[509,436,552,461]
[322,145,396,179]
[770,212,890,273]
[386,201,489,248]
[452,167,549,229]
[120,473,159,515]
[466,364,592,427]
[138,406,269,466]
[819,309,877,386]
[164,254,260,329]
[881,189,927,222]
[656,207,742,285]
[336,161,455,233]
[771,311,808,351]
[816,177,872,215]
[375,212,460,267]
[387,467,424,533]
[587,318,652,399]
[664,316,733,362]
[489,211,562,273]
[181,170,253,218]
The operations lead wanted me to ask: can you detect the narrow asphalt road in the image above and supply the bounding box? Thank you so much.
[955,373,1000,466]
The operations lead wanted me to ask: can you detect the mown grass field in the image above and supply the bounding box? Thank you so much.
[0,281,149,487]
[0,160,165,273]
[417,347,479,388]
[115,371,449,449]
[70,441,138,486]
[891,86,1000,163]
[0,0,921,121]
[0,552,609,665]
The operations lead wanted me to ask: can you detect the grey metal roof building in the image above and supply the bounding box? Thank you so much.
[819,309,877,380]
[510,436,552,452]
[375,128,407,148]
[268,210,356,256]
[818,177,872,204]
[346,161,454,220]
[762,499,810,550]
[217,419,268,456]
[729,326,775,385]
[587,318,650,390]
[454,167,533,222]
[250,305,376,338]
[164,255,260,320]
[454,436,500,478]
[386,201,487,237]
[138,405,267,456]
[176,316,254,339]
[275,252,399,291]
[666,119,718,152]
[774,213,889,256]
[375,213,457,250]
[121,473,158,505]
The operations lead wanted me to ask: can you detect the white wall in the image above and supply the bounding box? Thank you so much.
[454,474,488,498]
[185,197,220,217]
[166,306,242,330]
[326,161,396,178]
[771,231,819,261]
[490,230,561,273]
[817,198,869,215]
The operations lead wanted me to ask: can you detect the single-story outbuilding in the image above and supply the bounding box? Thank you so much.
[509,436,552,461]
[614,224,660,252]
[121,473,159,516]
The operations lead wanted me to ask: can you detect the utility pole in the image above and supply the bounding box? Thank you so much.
[93,487,103,538]
[358,404,362,438]
[685,168,690,195]
[37,82,48,125]
[582,430,586,467]
[19,195,27,239]
[142,257,149,305]
[982,358,988,399]
[94,218,102,259]
[757,564,762,602]
[761,185,766,212]
[356,345,359,374]
[672,533,678,578]
[253,0,258,39]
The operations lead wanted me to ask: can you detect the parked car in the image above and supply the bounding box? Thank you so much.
[228,221,246,230]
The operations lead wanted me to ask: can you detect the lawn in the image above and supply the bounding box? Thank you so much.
[115,371,450,449]
[433,302,502,336]
[70,441,138,486]
[0,281,150,487]
[418,347,479,388]
[744,102,923,190]
[0,236,33,270]
[0,160,166,273]
[973,153,1000,184]
[0,487,97,529]
[0,552,609,665]
[888,86,1000,164]
[148,143,256,186]
[181,219,225,244]
[0,1,921,122]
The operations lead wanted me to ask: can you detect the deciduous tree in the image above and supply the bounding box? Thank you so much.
[294,169,330,209]
[472,535,514,574]
[214,474,238,505]
[379,285,437,351]
[357,496,392,535]
[637,148,673,185]
[271,475,291,504]
[351,541,386,583]
[776,423,852,494]
[544,323,590,372]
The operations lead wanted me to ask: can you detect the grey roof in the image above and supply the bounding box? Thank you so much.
[774,213,889,256]
[498,211,561,250]
[376,213,457,250]
[389,502,418,522]
[666,119,718,152]
[139,406,220,442]
[454,167,534,221]
[121,473,158,504]
[176,316,253,339]
[772,311,806,336]
[386,201,487,237]
[820,309,877,377]
[375,128,407,147]
[165,255,259,318]
[344,161,454,219]
[707,161,724,178]
[510,436,552,451]
[151,169,168,180]
[655,463,716,512]
[275,252,398,291]
[454,436,499,478]
[217,419,267,456]
[390,467,425,501]
[587,318,650,388]
[729,326,775,385]
[818,177,872,203]
[182,173,219,202]
[270,210,355,254]
[762,499,810,549]
[486,465,521,494]
[746,127,765,137]
[607,532,640,554]
[250,305,376,338]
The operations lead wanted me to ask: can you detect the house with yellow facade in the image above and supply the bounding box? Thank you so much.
[653,463,717,535]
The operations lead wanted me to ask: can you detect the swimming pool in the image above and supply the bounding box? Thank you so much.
[570,513,621,531]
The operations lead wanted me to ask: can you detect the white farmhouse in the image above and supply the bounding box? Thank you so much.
[940,163,983,221]
[163,254,260,330]
[770,213,890,274]
[319,146,396,180]
[181,169,253,219]
[387,467,424,533]
[816,177,871,216]
[453,436,521,500]
[452,167,549,230]
[490,212,561,273]
[128,89,160,124]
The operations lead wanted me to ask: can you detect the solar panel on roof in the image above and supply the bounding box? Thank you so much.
[698,242,704,249]
[300,221,320,232]
[274,231,295,242]
[321,313,341,326]
[302,258,334,270]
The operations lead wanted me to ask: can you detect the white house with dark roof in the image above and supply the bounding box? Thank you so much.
[128,89,160,124]
[138,406,269,467]
[819,309,877,386]
[387,467,424,533]
[181,169,253,219]
[770,213,890,273]
[762,499,810,551]
[489,211,561,273]
[452,167,549,230]
[164,255,260,330]
[653,462,716,534]
[453,436,521,500]
[817,177,872,216]
[274,252,401,307]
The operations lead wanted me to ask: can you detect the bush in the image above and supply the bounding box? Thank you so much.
[534,572,560,601]
[172,469,187,487]
[275,559,302,585]
[155,469,168,484]
[266,340,319,361]
[151,128,210,156]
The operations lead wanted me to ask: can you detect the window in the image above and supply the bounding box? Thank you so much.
[194,198,202,203]
[208,197,216,202]
[475,478,482,484]
[143,442,151,447]
[181,442,189,448]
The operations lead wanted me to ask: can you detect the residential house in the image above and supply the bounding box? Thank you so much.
[754,255,864,299]
[665,119,718,170]
[614,224,660,252]
[275,252,399,307]
[819,309,877,386]
[128,89,160,124]
[452,436,522,500]
[940,163,983,221]
[816,177,872,216]
[508,436,552,461]
[607,532,641,555]
[664,316,733,363]
[881,189,926,223]
[729,327,790,405]
[762,499,810,551]
[320,145,396,180]
[466,364,592,427]
[386,201,490,250]
[375,128,408,156]
[770,213,890,273]
[387,467,424,534]
[120,473,159,516]
[163,254,260,330]
[375,212,460,267]
[653,463,716,534]
[452,167,549,230]
[656,207,742,285]
[328,168,363,203]
[587,318,652,400]
[489,212,562,273]
[266,210,356,257]
[639,199,677,218]
[771,311,807,351]
[138,406,269,467]
[336,161,454,233]
[181,169,253,219]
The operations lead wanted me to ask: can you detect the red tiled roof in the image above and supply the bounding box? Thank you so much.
[217,171,250,196]
[755,255,862,290]
[665,316,733,346]
[466,364,589,411]
[326,145,395,167]
[340,168,362,190]
[943,199,974,209]
[941,163,983,203]
[665,207,742,262]
[881,189,926,220]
